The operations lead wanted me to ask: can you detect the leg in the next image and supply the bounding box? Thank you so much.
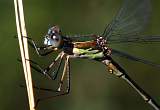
[20,84,60,93]
[23,36,54,56]
[57,56,70,91]
[28,52,64,80]
[34,55,71,108]
[17,52,64,80]
[101,57,160,110]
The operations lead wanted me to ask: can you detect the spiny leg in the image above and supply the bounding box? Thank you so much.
[19,53,65,95]
[18,52,64,94]
[34,56,71,108]
[19,84,60,93]
[102,57,160,110]
[28,52,64,80]
[57,56,70,92]
[22,36,54,56]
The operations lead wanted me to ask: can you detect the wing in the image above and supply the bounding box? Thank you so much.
[67,34,97,42]
[102,0,151,40]
[108,35,160,44]
[111,49,160,68]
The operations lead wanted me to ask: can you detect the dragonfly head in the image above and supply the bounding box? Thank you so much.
[44,26,63,49]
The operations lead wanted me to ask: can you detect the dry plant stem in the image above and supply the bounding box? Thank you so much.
[102,59,160,110]
[14,0,35,109]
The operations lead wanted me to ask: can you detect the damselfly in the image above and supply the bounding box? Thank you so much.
[24,0,160,109]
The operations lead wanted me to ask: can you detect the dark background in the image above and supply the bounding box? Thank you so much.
[0,0,160,110]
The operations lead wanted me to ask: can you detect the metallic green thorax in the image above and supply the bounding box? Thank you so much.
[72,48,104,59]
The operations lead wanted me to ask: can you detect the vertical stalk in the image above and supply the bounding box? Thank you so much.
[14,0,36,109]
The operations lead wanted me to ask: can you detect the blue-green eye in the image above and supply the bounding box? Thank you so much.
[44,26,62,47]
[47,29,52,34]
[48,29,55,35]
[44,34,62,48]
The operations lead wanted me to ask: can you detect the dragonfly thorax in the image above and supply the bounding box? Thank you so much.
[96,36,111,55]
[96,37,107,46]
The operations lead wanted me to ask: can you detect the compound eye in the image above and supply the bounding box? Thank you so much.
[51,35,59,41]
[44,26,62,47]
[48,29,51,34]
[48,29,55,35]
[47,34,62,47]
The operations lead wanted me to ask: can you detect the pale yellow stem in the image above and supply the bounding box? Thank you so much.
[14,0,36,109]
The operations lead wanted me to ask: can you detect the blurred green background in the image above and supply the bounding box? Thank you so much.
[0,0,160,110]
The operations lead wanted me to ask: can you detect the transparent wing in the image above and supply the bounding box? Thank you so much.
[108,35,160,44]
[68,34,96,41]
[111,49,160,68]
[102,0,151,40]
